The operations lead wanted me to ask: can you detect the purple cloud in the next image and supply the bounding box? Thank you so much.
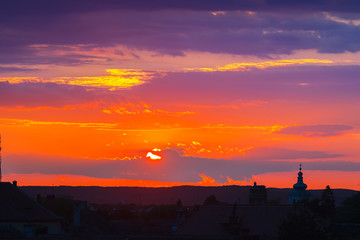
[129,66,360,105]
[2,0,360,14]
[275,124,354,137]
[243,147,343,159]
[3,147,350,183]
[0,81,122,108]
[1,1,360,64]
[0,67,38,73]
[2,65,360,112]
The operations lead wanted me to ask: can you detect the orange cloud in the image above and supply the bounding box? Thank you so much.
[198,174,216,185]
[102,102,195,116]
[225,176,254,185]
[0,116,292,160]
[2,173,249,188]
[177,141,254,158]
[197,175,256,187]
[2,173,187,187]
[183,59,334,72]
[202,124,286,133]
[0,106,55,112]
[0,101,100,112]
[4,170,360,190]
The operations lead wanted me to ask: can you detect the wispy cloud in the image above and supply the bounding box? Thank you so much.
[1,69,161,90]
[0,118,118,129]
[0,81,103,108]
[183,59,334,72]
[0,66,38,73]
[275,124,354,137]
[324,13,360,26]
[244,147,344,160]
[102,102,195,116]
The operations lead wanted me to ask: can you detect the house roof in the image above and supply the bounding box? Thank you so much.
[0,182,62,222]
[177,204,293,237]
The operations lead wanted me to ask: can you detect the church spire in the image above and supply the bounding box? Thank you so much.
[293,164,307,190]
[289,164,311,204]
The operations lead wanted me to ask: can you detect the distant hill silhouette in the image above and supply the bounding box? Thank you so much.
[20,185,356,206]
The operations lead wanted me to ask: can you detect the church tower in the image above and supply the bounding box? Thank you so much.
[289,164,311,204]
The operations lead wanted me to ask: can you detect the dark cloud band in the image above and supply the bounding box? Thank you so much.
[4,148,349,183]
[275,125,353,137]
[2,0,360,14]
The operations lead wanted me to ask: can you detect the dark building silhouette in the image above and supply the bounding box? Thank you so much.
[249,182,267,204]
[0,182,62,237]
[177,204,292,239]
[289,165,311,204]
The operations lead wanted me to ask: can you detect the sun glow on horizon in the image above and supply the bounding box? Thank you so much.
[146,150,162,160]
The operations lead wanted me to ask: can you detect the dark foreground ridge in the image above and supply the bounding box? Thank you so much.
[1,183,360,239]
[21,185,356,205]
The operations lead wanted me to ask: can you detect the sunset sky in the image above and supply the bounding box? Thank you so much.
[1,0,360,189]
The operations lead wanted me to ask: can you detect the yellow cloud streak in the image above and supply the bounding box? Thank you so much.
[0,118,117,129]
[183,59,334,72]
[1,60,332,90]
[0,117,287,135]
[94,124,287,132]
[102,102,195,116]
[0,69,158,90]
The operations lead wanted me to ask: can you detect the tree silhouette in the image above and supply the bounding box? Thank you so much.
[337,191,360,223]
[320,185,336,218]
[203,195,219,205]
[278,207,328,240]
[176,199,183,208]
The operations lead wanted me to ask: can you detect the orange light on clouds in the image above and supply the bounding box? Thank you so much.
[0,69,160,90]
[3,173,185,187]
[0,118,117,129]
[1,173,251,188]
[102,102,195,116]
[3,171,360,190]
[0,59,334,93]
[210,11,226,16]
[198,174,215,184]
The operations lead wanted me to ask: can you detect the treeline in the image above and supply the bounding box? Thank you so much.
[279,186,360,240]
